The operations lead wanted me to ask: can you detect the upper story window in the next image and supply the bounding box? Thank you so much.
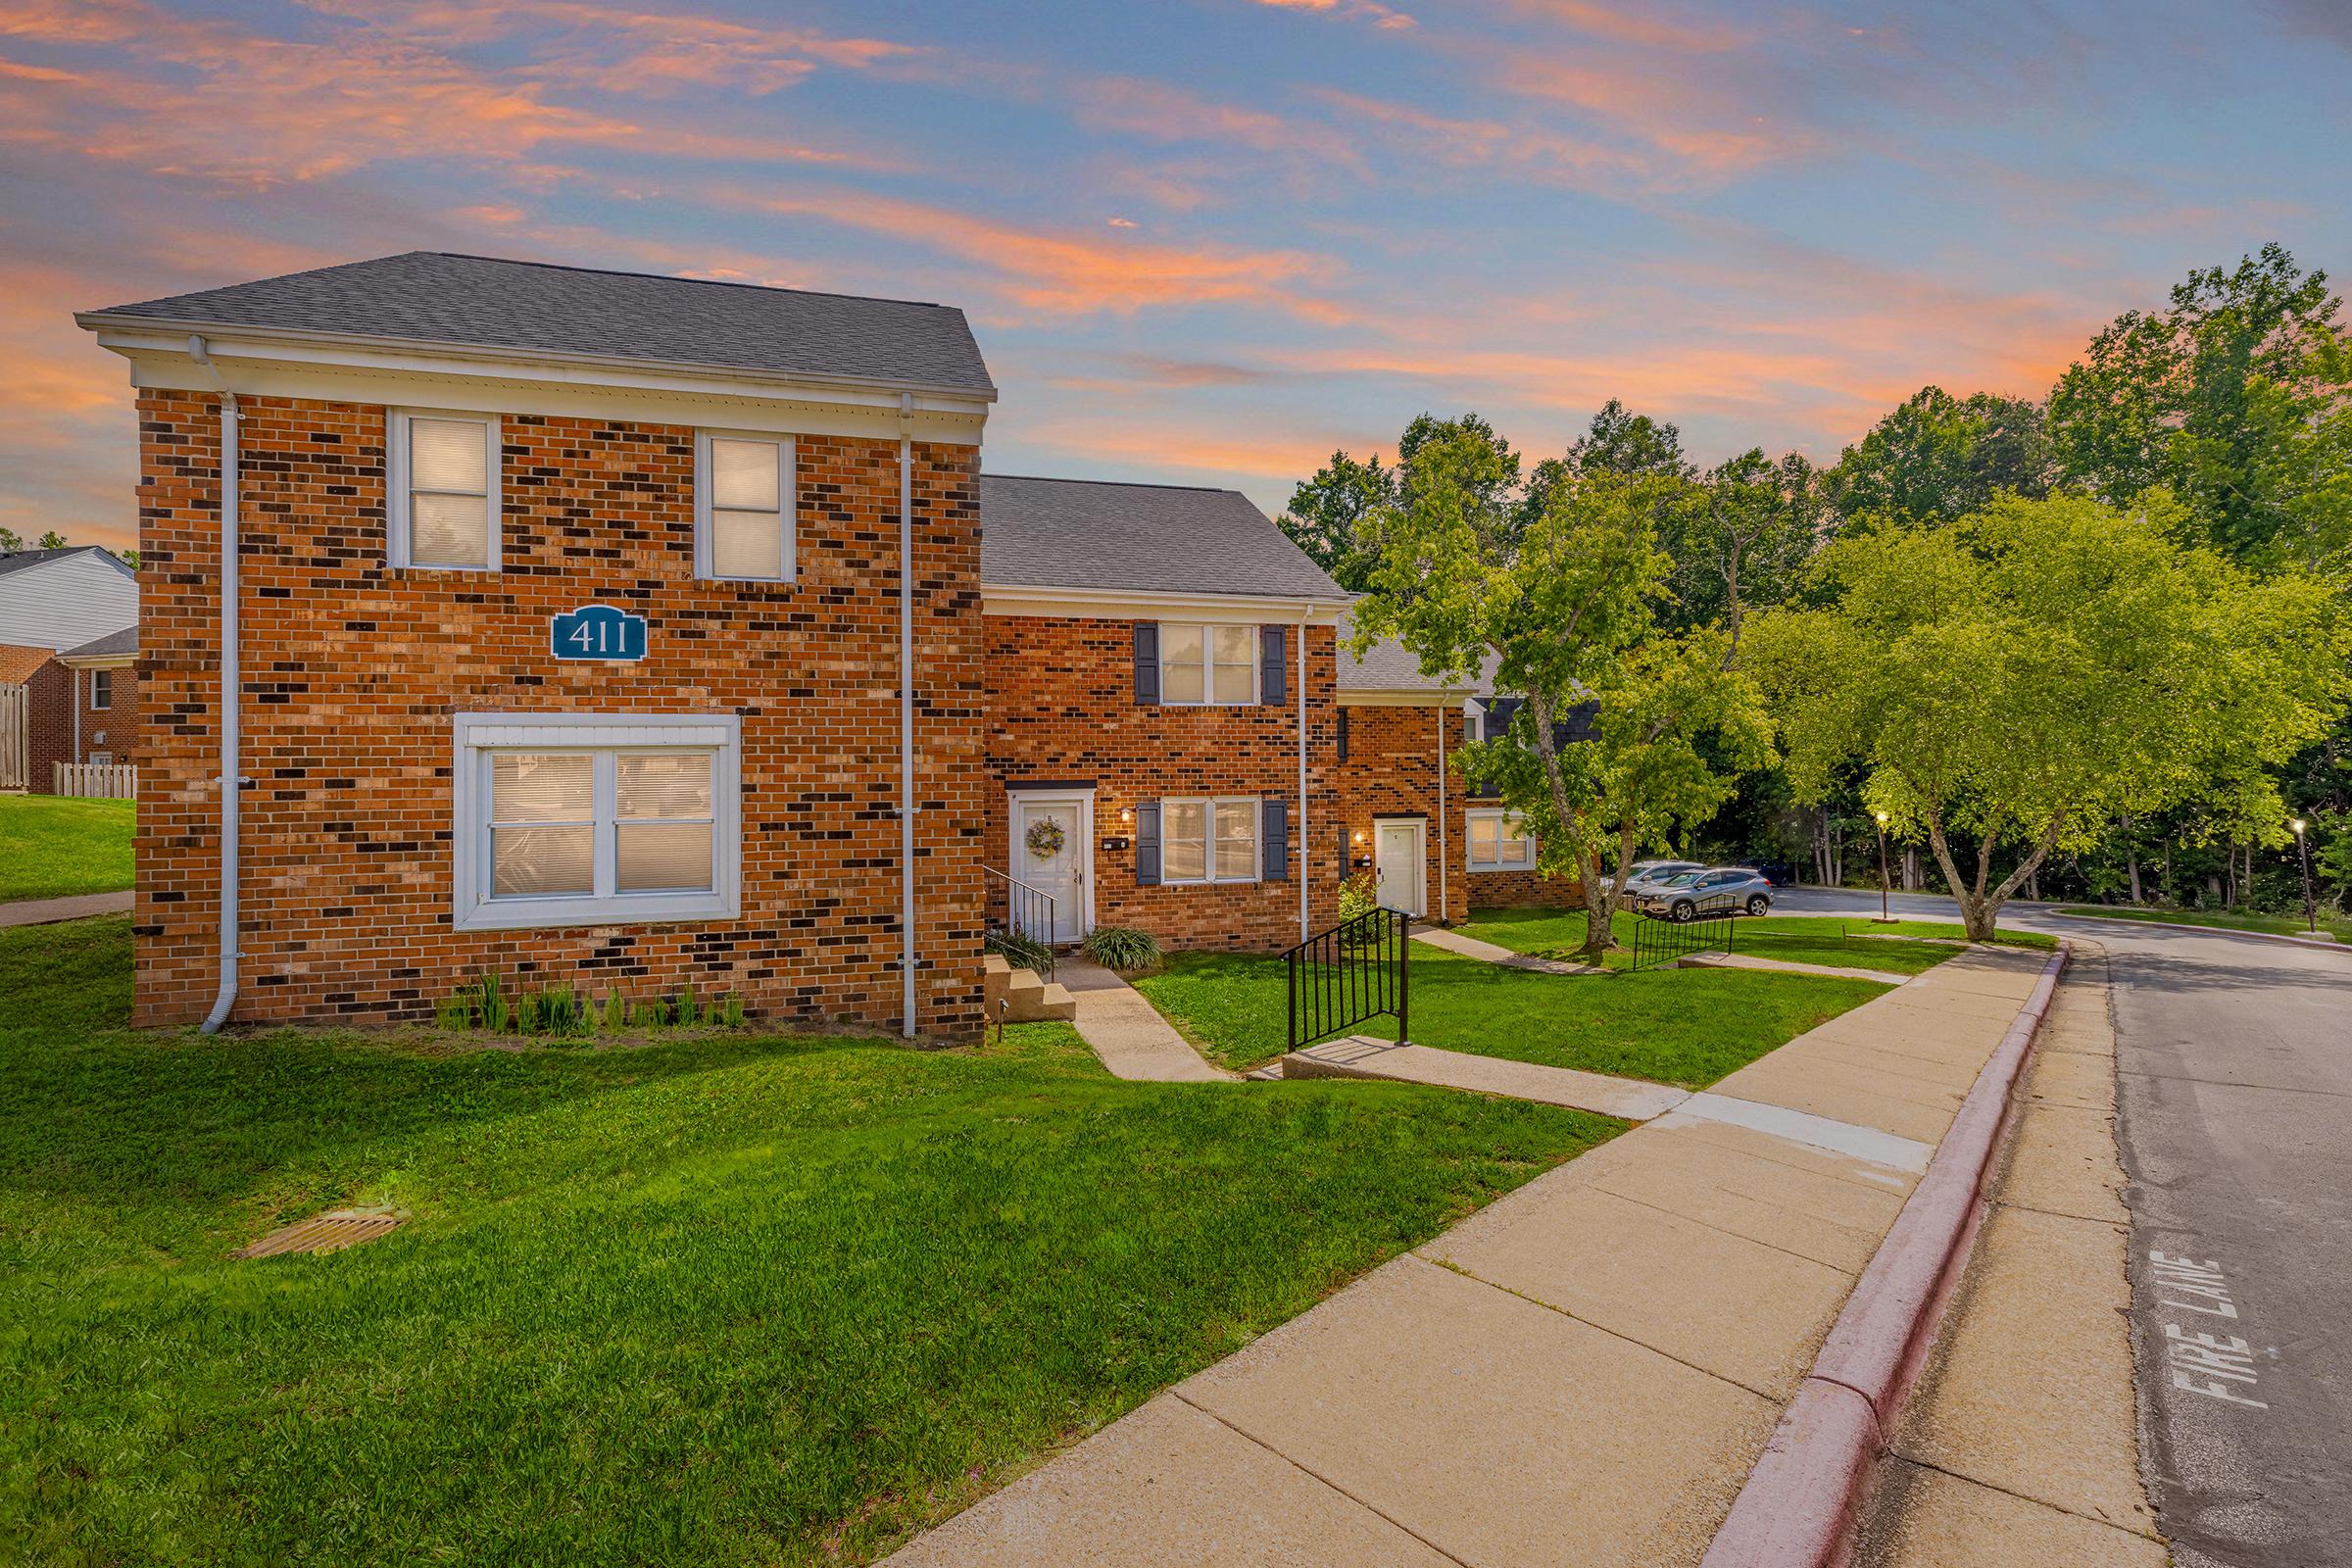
[450,712,742,932]
[89,670,113,710]
[388,410,500,570]
[1467,808,1535,870]
[1160,624,1256,706]
[696,432,795,582]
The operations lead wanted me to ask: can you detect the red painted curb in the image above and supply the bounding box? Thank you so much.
[1699,945,2070,1568]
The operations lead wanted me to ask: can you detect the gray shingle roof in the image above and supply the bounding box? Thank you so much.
[0,546,132,581]
[1338,607,1497,695]
[86,252,995,395]
[60,626,137,659]
[980,475,1347,601]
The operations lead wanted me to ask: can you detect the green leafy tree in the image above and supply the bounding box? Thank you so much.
[1351,423,1773,957]
[0,527,18,552]
[1748,494,2347,939]
[1827,386,2053,528]
[1662,448,1829,640]
[35,530,66,549]
[1280,449,1395,591]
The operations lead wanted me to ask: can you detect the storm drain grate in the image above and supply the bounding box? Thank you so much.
[234,1207,408,1259]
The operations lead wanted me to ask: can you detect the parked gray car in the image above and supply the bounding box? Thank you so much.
[1614,858,1707,901]
[1638,866,1775,922]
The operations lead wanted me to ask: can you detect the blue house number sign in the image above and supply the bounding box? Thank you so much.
[550,604,648,662]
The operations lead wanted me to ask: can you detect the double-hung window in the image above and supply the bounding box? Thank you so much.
[1159,624,1256,706]
[89,670,113,710]
[452,713,741,930]
[1162,796,1259,884]
[696,431,794,582]
[389,410,500,569]
[1467,808,1535,870]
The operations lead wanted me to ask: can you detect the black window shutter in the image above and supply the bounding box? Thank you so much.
[1133,623,1159,705]
[1262,798,1289,881]
[1337,709,1349,761]
[1260,624,1286,707]
[1136,802,1161,885]
[1339,823,1351,874]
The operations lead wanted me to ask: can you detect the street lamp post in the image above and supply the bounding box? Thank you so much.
[1875,809,1891,924]
[2293,817,2316,934]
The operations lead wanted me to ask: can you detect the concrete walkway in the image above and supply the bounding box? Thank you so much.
[0,889,132,927]
[1408,924,1602,975]
[1284,1034,1689,1119]
[886,945,2058,1567]
[1679,949,1914,985]
[1056,956,1232,1083]
[1858,943,2165,1565]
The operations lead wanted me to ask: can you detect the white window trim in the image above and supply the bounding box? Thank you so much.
[1160,794,1262,886]
[89,669,113,710]
[694,429,797,583]
[388,407,503,571]
[1157,622,1259,707]
[1466,808,1536,871]
[450,711,741,931]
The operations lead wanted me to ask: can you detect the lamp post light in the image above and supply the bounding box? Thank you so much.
[1874,809,1891,924]
[2293,817,2316,934]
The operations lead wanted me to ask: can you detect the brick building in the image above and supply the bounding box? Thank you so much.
[77,251,1578,1039]
[0,547,139,793]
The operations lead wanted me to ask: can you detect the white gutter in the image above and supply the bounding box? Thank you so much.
[187,335,241,1034]
[898,393,917,1038]
[1298,603,1311,943]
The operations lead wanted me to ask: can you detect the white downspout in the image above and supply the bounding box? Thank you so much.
[72,669,80,766]
[898,392,917,1038]
[188,335,240,1034]
[1437,704,1448,924]
[1297,603,1310,943]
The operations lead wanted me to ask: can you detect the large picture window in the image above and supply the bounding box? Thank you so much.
[1162,796,1260,884]
[696,431,794,582]
[1159,624,1256,706]
[1467,808,1535,870]
[452,713,740,930]
[388,409,500,570]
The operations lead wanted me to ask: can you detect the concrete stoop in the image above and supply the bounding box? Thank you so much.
[983,952,1077,1023]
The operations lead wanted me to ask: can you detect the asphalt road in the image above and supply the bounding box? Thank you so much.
[1773,886,2352,1567]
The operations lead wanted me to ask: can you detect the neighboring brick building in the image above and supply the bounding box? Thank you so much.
[80,252,996,1038]
[0,549,139,793]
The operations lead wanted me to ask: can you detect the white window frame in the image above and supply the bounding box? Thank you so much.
[1157,623,1258,707]
[694,430,796,583]
[1466,808,1536,871]
[451,712,741,931]
[88,669,113,710]
[387,408,503,571]
[1160,794,1261,886]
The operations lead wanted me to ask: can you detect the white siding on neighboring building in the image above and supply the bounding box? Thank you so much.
[0,552,136,652]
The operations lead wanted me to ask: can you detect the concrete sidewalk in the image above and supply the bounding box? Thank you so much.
[1679,949,1913,985]
[1055,956,1231,1083]
[886,946,2056,1567]
[1408,925,1601,975]
[1283,1033,1688,1119]
[0,889,132,927]
[1857,944,2164,1566]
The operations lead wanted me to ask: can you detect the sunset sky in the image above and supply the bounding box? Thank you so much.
[5,0,2349,553]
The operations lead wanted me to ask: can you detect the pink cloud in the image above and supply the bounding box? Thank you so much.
[1248,0,1415,31]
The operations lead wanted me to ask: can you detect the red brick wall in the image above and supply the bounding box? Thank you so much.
[134,389,984,1038]
[1337,702,1582,916]
[0,646,69,790]
[983,614,1340,952]
[74,662,139,772]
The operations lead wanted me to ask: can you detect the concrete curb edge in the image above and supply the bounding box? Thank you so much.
[1698,943,2070,1568]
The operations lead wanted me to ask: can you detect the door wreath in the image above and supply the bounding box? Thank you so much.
[1024,819,1067,859]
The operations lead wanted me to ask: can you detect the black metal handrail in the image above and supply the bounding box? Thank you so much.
[983,866,1060,979]
[1629,909,1736,971]
[1285,906,1411,1054]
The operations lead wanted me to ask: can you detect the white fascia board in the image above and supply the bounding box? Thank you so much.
[79,318,992,445]
[981,582,1350,623]
[58,652,136,669]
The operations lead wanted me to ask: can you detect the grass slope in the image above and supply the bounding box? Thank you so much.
[0,795,133,902]
[1454,907,2050,974]
[0,917,1617,1566]
[1132,943,1889,1083]
[2057,905,2347,942]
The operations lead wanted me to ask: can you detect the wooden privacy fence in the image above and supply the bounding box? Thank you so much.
[53,761,136,799]
[0,684,23,792]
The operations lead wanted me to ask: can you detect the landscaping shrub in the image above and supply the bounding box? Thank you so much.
[1079,924,1161,973]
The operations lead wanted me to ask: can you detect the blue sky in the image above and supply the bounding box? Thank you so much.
[4,0,2349,551]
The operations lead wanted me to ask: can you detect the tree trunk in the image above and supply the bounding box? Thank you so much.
[1925,808,2070,941]
[2124,813,2142,904]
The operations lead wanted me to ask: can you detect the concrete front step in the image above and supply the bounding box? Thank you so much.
[985,953,1077,1023]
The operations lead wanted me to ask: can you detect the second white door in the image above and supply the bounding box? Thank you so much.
[1374,818,1426,918]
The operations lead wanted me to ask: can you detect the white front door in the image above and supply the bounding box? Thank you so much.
[1374,818,1426,918]
[1011,796,1086,944]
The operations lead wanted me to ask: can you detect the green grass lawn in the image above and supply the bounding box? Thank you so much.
[1131,943,1889,1083]
[2057,905,2348,942]
[1451,907,2052,975]
[0,794,134,903]
[0,917,1617,1566]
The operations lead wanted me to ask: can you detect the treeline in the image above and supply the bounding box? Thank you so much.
[1289,243,2352,937]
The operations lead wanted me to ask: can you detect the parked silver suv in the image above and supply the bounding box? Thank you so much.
[1614,858,1706,901]
[1638,866,1774,922]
